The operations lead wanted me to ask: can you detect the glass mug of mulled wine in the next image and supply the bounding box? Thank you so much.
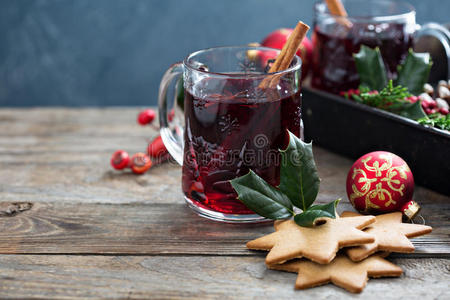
[312,0,448,94]
[158,46,302,222]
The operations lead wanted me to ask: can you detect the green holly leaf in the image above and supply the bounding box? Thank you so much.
[278,131,320,211]
[294,199,340,227]
[389,100,427,120]
[396,49,432,95]
[229,130,340,227]
[353,46,388,91]
[230,170,293,220]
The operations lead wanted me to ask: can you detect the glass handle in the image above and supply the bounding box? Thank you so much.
[158,62,184,166]
[415,23,450,77]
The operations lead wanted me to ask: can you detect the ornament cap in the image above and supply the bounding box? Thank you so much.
[401,200,421,220]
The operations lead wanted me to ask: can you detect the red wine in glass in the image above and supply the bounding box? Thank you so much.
[311,23,413,94]
[182,79,301,214]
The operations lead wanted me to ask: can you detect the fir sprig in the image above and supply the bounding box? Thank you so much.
[418,113,450,131]
[351,80,411,110]
[344,80,427,120]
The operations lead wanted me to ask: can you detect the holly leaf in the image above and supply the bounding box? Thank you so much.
[396,49,432,95]
[388,100,427,120]
[279,131,320,211]
[229,131,340,228]
[353,46,388,91]
[230,170,293,220]
[294,199,340,227]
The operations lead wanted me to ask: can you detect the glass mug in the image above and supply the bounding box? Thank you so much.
[311,0,447,94]
[158,46,302,222]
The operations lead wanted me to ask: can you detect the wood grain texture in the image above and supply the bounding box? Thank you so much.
[0,201,448,256]
[0,108,448,298]
[0,255,448,299]
[0,108,447,206]
[0,108,448,257]
[0,108,184,205]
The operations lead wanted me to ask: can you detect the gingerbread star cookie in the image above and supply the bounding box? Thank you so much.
[247,215,376,265]
[269,254,403,293]
[341,211,432,261]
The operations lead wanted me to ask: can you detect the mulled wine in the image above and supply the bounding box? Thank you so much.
[182,79,301,214]
[158,45,302,222]
[311,23,413,94]
[310,0,419,94]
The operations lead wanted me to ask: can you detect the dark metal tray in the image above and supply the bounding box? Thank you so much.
[302,87,450,196]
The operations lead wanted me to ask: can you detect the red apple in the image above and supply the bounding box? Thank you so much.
[261,28,312,80]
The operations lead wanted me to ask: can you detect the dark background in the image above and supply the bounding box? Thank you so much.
[0,0,448,106]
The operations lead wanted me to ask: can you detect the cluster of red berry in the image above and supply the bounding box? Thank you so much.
[411,95,448,115]
[340,85,449,116]
[418,81,450,115]
[110,109,169,174]
[339,88,379,98]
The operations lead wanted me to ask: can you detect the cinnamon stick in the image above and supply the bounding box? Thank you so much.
[325,0,348,17]
[259,21,309,89]
[325,0,352,27]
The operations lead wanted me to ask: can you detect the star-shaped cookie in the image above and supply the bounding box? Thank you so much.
[247,215,376,265]
[341,211,433,261]
[269,254,402,293]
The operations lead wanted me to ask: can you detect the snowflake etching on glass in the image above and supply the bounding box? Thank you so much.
[218,114,240,135]
[239,57,257,74]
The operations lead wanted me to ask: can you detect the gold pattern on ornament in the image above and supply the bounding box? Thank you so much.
[350,154,408,211]
[367,182,395,208]
[349,168,376,206]
[362,154,392,177]
[381,164,408,196]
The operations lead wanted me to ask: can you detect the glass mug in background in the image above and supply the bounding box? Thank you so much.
[158,46,302,222]
[312,0,448,94]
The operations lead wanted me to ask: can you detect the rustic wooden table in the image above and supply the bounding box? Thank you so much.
[0,108,448,299]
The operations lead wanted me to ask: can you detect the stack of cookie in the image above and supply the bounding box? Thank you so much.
[247,212,432,293]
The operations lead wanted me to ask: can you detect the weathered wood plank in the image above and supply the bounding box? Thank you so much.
[0,255,448,299]
[0,108,448,298]
[0,144,446,206]
[0,201,448,256]
[0,108,448,206]
[0,108,448,257]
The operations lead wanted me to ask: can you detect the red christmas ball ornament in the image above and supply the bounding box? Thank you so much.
[346,151,420,220]
[261,28,312,80]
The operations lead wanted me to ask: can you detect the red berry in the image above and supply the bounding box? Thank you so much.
[421,97,437,109]
[137,109,156,125]
[130,152,152,174]
[407,95,419,103]
[167,109,175,122]
[188,181,206,201]
[439,107,449,115]
[428,100,437,109]
[110,150,130,170]
[424,108,438,115]
[148,135,168,159]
